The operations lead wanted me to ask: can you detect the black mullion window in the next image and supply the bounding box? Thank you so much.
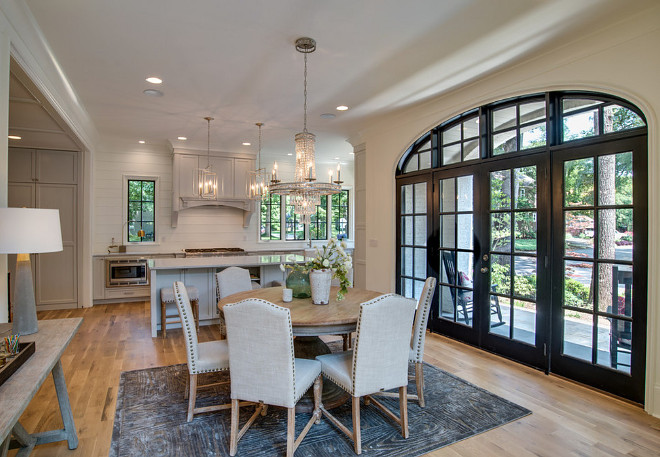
[310,195,328,240]
[127,179,155,242]
[285,196,305,240]
[331,190,349,239]
[260,194,281,240]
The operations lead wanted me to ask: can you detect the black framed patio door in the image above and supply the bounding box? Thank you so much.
[427,154,550,370]
[550,135,647,403]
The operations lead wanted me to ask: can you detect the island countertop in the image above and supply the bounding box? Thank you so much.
[148,254,307,270]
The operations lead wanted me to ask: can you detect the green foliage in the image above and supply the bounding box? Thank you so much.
[564,277,591,308]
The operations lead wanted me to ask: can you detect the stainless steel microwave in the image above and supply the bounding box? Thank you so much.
[106,258,149,287]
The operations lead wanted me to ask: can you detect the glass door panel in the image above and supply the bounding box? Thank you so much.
[398,180,429,300]
[437,175,474,327]
[488,166,538,344]
[551,136,646,404]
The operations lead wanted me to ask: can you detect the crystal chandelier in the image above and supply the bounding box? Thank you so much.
[269,37,341,221]
[247,122,269,200]
[194,116,218,199]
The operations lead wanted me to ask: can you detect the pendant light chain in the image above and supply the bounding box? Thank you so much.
[303,51,308,133]
[206,117,212,168]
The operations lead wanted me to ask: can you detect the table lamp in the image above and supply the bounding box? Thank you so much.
[0,207,63,335]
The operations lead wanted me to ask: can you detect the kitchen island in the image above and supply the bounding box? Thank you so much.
[148,254,306,337]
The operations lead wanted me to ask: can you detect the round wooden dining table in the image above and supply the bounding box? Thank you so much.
[217,286,384,410]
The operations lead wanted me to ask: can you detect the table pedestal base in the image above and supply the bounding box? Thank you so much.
[293,336,349,413]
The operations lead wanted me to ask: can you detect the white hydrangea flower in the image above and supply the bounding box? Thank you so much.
[280,264,286,272]
[323,259,330,268]
[341,240,347,249]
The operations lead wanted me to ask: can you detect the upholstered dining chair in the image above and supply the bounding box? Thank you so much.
[215,267,261,338]
[316,294,416,455]
[374,277,436,407]
[223,298,323,457]
[173,281,248,422]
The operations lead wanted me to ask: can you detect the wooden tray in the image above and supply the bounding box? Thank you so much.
[0,341,36,387]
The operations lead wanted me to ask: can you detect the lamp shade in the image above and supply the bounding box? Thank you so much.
[0,208,63,254]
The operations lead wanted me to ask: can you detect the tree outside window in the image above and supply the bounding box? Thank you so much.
[128,180,155,242]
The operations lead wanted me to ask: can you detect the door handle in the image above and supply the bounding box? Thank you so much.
[480,267,489,273]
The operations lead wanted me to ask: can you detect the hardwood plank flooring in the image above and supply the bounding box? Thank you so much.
[9,301,660,456]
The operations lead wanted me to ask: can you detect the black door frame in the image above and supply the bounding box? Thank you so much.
[549,134,647,403]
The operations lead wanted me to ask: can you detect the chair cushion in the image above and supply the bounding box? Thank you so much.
[316,350,353,394]
[195,340,229,374]
[293,358,322,403]
[161,285,199,304]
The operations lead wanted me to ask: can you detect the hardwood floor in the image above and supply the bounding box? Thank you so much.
[10,301,660,456]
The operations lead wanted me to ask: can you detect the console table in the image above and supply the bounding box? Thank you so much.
[0,318,82,456]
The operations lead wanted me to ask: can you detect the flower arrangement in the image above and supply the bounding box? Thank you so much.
[279,239,352,300]
[307,238,352,300]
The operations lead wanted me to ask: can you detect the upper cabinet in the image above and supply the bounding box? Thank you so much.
[172,149,256,227]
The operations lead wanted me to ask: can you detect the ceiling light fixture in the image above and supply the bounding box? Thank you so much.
[8,135,21,140]
[336,105,349,111]
[194,117,218,199]
[146,77,163,84]
[247,122,269,200]
[178,136,187,140]
[242,142,251,146]
[138,140,146,144]
[143,89,163,97]
[269,37,341,222]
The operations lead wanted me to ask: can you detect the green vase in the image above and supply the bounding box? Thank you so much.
[286,270,311,298]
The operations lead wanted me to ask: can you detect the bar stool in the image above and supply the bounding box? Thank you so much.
[160,285,199,338]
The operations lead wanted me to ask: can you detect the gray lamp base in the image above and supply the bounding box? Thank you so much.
[12,256,38,335]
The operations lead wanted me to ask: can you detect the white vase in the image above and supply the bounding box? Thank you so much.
[310,269,332,305]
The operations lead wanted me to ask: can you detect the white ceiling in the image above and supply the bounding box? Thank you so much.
[14,0,655,165]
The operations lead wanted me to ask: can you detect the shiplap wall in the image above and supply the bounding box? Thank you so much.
[93,140,354,254]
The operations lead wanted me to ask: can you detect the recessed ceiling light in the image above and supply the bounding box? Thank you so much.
[320,113,336,119]
[334,157,340,160]
[8,135,21,140]
[336,105,349,111]
[146,77,162,84]
[287,153,293,156]
[138,140,146,144]
[349,152,355,155]
[178,136,187,140]
[242,142,251,146]
[143,89,164,97]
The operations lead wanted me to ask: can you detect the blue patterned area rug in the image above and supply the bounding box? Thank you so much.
[110,360,530,457]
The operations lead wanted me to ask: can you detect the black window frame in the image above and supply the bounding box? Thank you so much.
[127,179,155,243]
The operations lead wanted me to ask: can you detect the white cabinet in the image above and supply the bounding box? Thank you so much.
[171,150,256,227]
[8,148,79,309]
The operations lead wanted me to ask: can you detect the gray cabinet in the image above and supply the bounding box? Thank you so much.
[8,148,78,309]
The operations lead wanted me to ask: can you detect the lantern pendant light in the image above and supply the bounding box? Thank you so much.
[194,116,218,199]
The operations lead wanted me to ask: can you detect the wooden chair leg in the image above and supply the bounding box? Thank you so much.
[184,370,190,399]
[399,386,409,439]
[416,362,425,408]
[352,396,361,455]
[161,300,167,338]
[342,334,349,351]
[286,407,296,457]
[187,374,197,422]
[230,399,239,456]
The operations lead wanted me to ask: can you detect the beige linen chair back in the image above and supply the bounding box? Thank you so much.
[352,294,416,397]
[173,281,200,374]
[224,298,298,408]
[410,277,436,364]
[216,266,253,299]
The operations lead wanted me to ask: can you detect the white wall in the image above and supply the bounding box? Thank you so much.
[93,138,355,255]
[358,7,660,414]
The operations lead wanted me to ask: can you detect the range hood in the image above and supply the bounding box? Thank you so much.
[171,149,256,228]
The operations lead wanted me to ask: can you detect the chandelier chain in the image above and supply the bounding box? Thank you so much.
[303,52,308,132]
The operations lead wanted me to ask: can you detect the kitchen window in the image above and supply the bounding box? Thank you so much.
[124,175,159,244]
[260,189,350,242]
